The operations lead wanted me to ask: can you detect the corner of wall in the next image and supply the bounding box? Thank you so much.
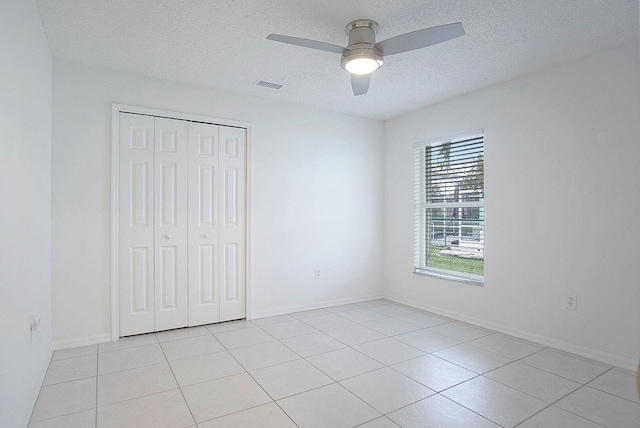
[19,345,53,427]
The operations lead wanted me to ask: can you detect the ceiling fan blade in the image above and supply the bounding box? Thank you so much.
[351,73,370,96]
[376,22,465,56]
[266,34,346,54]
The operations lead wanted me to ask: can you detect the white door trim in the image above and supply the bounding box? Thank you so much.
[111,103,252,341]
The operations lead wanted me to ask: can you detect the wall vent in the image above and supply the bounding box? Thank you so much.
[254,80,285,90]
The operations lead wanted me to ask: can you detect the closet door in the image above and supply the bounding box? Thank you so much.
[118,112,246,336]
[154,118,189,331]
[187,122,220,325]
[219,127,246,321]
[119,113,155,336]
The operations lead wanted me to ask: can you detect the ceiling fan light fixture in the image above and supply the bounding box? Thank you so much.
[344,56,382,74]
[341,48,383,75]
[341,19,383,75]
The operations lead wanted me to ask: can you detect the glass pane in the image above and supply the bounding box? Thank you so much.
[425,207,484,276]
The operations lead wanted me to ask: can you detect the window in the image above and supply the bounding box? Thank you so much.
[414,130,484,284]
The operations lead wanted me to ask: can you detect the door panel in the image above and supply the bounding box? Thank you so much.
[130,162,150,227]
[198,244,215,304]
[159,163,178,227]
[159,245,178,309]
[219,127,246,321]
[223,243,239,301]
[130,247,151,312]
[119,113,155,336]
[154,117,188,331]
[188,122,221,326]
[199,166,215,227]
[223,167,238,226]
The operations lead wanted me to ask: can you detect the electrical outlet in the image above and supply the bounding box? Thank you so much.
[565,294,577,310]
[314,269,320,279]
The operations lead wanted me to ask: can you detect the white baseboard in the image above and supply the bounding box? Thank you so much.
[386,294,638,372]
[49,296,636,372]
[21,344,53,428]
[53,333,112,351]
[52,296,386,348]
[249,294,384,320]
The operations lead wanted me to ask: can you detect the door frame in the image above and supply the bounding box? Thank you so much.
[110,103,252,341]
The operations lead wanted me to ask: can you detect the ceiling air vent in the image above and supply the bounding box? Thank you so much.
[254,80,285,90]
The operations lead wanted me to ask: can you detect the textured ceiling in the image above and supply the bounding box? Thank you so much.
[35,0,638,120]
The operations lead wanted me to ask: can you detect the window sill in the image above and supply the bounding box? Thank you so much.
[413,268,484,286]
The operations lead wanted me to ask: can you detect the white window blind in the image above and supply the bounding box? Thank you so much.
[414,130,484,284]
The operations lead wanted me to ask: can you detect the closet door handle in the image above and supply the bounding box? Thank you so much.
[164,234,172,239]
[202,233,210,238]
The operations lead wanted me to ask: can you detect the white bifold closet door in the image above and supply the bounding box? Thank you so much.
[187,122,246,325]
[118,112,246,336]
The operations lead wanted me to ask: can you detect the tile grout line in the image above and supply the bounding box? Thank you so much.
[336,314,502,427]
[208,323,302,427]
[435,347,613,428]
[549,384,636,426]
[32,300,638,427]
[585,366,640,405]
[344,306,621,427]
[157,335,198,427]
[512,348,612,385]
[512,385,609,428]
[271,310,464,425]
[383,391,499,427]
[443,347,587,424]
[230,315,395,425]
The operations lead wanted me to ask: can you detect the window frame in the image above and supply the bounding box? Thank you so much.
[413,129,485,285]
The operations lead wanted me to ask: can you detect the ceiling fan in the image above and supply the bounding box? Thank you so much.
[267,19,465,96]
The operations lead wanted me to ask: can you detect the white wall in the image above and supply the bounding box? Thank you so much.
[51,61,384,346]
[383,42,640,370]
[0,1,53,426]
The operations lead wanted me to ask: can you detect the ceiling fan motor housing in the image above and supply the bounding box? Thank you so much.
[341,19,383,73]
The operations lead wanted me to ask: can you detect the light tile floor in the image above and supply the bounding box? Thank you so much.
[30,300,640,428]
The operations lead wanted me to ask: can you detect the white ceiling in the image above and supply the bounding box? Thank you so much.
[35,0,638,121]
